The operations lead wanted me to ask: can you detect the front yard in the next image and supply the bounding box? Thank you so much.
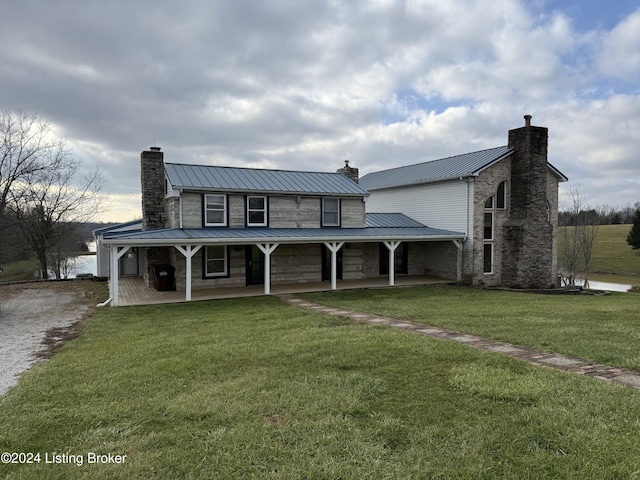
[1,287,640,478]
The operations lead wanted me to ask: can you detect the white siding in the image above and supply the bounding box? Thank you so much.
[366,179,471,234]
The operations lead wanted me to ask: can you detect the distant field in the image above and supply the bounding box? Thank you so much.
[559,224,640,282]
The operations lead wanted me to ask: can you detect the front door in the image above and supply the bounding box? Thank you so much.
[246,246,264,285]
[321,245,343,281]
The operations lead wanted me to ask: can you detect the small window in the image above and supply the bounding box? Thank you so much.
[497,181,506,209]
[485,196,494,209]
[484,212,494,240]
[247,196,267,226]
[205,245,228,277]
[322,198,340,226]
[483,243,493,273]
[204,194,227,226]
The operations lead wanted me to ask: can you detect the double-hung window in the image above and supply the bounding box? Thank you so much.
[247,196,267,226]
[204,245,228,277]
[322,198,340,226]
[204,194,227,226]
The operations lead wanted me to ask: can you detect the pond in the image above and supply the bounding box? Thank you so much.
[576,279,639,293]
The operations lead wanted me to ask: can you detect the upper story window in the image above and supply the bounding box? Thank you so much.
[497,181,507,209]
[204,194,227,227]
[322,198,340,227]
[484,195,494,209]
[247,196,267,227]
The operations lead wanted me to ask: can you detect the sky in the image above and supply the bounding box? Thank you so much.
[1,0,639,222]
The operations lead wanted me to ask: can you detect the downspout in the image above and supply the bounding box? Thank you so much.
[179,189,183,229]
[97,297,112,307]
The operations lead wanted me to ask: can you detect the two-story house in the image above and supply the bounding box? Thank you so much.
[95,116,567,305]
[96,151,466,305]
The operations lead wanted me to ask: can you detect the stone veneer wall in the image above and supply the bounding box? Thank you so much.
[501,120,556,288]
[472,158,512,286]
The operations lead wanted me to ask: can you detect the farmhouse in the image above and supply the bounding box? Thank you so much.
[95,116,566,305]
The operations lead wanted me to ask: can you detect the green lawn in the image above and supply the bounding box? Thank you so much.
[302,285,640,371]
[560,224,640,282]
[0,258,39,283]
[2,294,640,478]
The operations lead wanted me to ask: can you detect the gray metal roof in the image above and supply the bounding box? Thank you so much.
[165,163,369,197]
[103,226,464,244]
[365,213,426,228]
[360,146,513,191]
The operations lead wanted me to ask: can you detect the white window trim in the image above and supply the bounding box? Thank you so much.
[204,194,227,227]
[204,245,228,277]
[322,198,340,227]
[483,197,495,274]
[247,195,267,227]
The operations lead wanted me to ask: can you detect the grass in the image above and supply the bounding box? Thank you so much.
[2,294,640,478]
[301,285,640,371]
[559,224,640,280]
[0,258,39,283]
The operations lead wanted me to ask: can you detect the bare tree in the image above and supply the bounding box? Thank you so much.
[558,187,599,286]
[8,154,104,279]
[0,110,69,218]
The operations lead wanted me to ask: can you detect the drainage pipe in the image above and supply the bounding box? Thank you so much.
[96,297,113,307]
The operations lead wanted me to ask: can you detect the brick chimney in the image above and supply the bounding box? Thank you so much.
[501,115,555,288]
[141,147,167,230]
[336,160,359,184]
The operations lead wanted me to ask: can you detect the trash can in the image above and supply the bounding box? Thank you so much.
[153,264,176,291]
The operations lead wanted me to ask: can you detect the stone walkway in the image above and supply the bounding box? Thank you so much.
[278,294,640,391]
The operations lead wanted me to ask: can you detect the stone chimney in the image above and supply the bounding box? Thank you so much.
[336,159,359,184]
[141,147,167,230]
[501,115,555,288]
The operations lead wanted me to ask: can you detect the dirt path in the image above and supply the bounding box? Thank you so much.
[0,281,103,395]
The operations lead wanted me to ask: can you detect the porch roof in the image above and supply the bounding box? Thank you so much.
[103,225,465,246]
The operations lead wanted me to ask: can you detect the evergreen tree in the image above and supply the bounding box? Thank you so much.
[627,209,640,250]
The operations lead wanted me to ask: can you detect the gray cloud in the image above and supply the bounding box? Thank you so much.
[0,0,639,220]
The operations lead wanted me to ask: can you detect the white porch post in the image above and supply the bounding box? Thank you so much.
[453,240,463,282]
[175,245,202,302]
[256,243,279,294]
[383,240,401,286]
[323,242,344,290]
[110,245,131,306]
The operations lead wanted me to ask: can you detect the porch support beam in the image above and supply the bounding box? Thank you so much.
[175,245,203,302]
[110,245,131,307]
[256,243,279,294]
[323,242,344,290]
[453,240,463,283]
[383,240,401,286]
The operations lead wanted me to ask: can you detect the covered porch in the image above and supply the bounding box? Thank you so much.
[103,223,466,306]
[112,275,455,307]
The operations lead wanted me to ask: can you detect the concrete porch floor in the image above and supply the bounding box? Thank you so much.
[113,275,454,306]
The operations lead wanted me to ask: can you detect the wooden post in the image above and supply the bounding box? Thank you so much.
[110,245,131,306]
[323,242,344,290]
[256,243,279,294]
[175,245,203,301]
[383,240,401,286]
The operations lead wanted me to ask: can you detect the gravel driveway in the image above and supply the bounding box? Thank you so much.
[0,282,101,395]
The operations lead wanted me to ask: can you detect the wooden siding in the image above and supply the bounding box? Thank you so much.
[267,196,321,228]
[340,198,366,228]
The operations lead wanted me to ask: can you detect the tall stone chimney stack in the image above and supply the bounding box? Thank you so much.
[336,160,359,184]
[502,115,555,288]
[141,147,167,230]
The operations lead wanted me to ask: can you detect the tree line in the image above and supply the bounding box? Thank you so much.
[559,203,640,226]
[0,109,104,279]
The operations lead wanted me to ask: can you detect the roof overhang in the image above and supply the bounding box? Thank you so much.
[103,227,466,247]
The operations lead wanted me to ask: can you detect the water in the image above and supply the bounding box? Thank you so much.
[576,279,639,293]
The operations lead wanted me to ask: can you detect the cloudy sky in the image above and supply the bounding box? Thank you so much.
[1,0,639,222]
